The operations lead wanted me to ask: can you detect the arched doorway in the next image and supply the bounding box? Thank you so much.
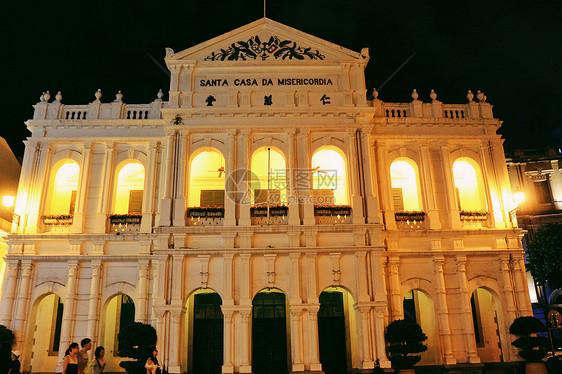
[101,294,135,371]
[187,290,223,374]
[318,287,352,374]
[27,294,64,373]
[252,290,288,374]
[471,288,503,362]
[403,289,439,365]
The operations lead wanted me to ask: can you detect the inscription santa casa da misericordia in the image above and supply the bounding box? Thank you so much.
[200,78,334,87]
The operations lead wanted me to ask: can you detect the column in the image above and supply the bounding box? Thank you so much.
[224,131,237,226]
[478,142,501,228]
[354,305,374,369]
[136,260,150,323]
[153,308,166,360]
[159,131,175,226]
[25,142,51,233]
[173,133,188,226]
[290,308,305,371]
[141,142,159,232]
[375,141,396,229]
[439,144,462,229]
[0,261,19,326]
[13,141,37,233]
[419,143,441,229]
[455,256,480,363]
[72,142,93,233]
[374,305,391,368]
[238,130,251,226]
[298,129,314,225]
[12,261,32,342]
[221,307,235,373]
[58,261,79,366]
[511,256,533,316]
[168,307,184,373]
[432,257,456,364]
[307,305,322,372]
[346,129,364,223]
[286,129,300,225]
[239,307,252,373]
[86,261,102,344]
[289,253,302,304]
[361,131,381,224]
[491,140,514,226]
[498,256,519,360]
[95,143,115,232]
[355,251,370,303]
[387,256,403,320]
[222,254,234,305]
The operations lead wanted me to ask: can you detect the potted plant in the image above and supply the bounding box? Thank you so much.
[269,204,288,216]
[385,319,428,373]
[250,205,268,217]
[509,316,549,374]
[117,322,157,374]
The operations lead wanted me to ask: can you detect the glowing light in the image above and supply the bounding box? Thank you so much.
[48,161,80,215]
[2,196,15,207]
[513,190,525,205]
[390,160,420,211]
[189,150,225,206]
[251,147,286,204]
[114,163,145,214]
[452,159,484,211]
[311,147,348,205]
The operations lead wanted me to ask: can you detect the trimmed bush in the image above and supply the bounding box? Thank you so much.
[509,316,549,362]
[118,322,157,374]
[385,319,428,370]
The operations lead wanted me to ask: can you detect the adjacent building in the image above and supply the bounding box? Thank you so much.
[0,18,532,373]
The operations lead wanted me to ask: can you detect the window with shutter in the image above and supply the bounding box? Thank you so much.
[392,188,404,211]
[128,190,143,213]
[200,190,225,206]
[535,180,552,204]
[312,189,335,204]
[254,189,281,204]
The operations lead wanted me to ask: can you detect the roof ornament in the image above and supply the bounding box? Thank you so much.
[165,48,174,58]
[94,89,102,102]
[55,91,62,103]
[467,90,474,102]
[430,89,437,102]
[156,89,164,102]
[43,91,51,102]
[477,90,487,102]
[411,89,419,101]
[115,90,123,102]
[372,88,379,100]
[39,92,46,102]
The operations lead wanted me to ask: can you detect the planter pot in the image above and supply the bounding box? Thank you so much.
[525,362,547,374]
[397,369,416,374]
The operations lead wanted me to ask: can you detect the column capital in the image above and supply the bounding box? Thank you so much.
[455,255,467,271]
[433,255,445,270]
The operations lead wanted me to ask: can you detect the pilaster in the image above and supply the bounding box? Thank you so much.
[455,256,480,363]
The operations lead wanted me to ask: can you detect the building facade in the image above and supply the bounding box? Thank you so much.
[0,19,532,373]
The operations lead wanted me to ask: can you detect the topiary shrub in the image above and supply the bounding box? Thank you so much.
[0,325,15,374]
[117,322,157,374]
[385,319,428,370]
[509,316,549,362]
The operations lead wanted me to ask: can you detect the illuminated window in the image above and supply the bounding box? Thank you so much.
[189,150,225,207]
[47,161,80,215]
[390,160,420,211]
[251,147,286,204]
[452,159,485,211]
[311,147,348,205]
[114,163,145,214]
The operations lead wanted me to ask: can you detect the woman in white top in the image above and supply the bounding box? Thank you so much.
[145,348,161,374]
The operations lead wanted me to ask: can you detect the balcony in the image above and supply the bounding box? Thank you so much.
[460,210,489,228]
[109,214,142,233]
[186,206,224,226]
[41,215,73,233]
[394,211,426,229]
[250,205,288,225]
[314,205,351,224]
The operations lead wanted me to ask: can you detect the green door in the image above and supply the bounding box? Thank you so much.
[252,292,288,374]
[318,291,348,374]
[192,293,223,374]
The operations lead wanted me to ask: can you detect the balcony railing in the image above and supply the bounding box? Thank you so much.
[394,211,426,229]
[186,207,224,226]
[109,214,142,233]
[460,210,489,228]
[314,205,352,224]
[41,215,73,233]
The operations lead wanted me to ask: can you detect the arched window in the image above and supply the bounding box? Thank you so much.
[452,159,485,211]
[390,159,421,211]
[102,294,135,362]
[251,147,286,205]
[189,149,225,207]
[46,161,80,215]
[113,162,145,214]
[311,146,348,205]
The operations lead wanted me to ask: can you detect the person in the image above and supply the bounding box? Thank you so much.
[92,346,106,374]
[63,343,79,374]
[76,338,92,374]
[9,350,21,374]
[145,348,161,374]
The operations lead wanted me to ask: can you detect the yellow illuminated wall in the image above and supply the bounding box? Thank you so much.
[390,159,421,211]
[251,147,286,204]
[46,161,79,215]
[311,146,348,205]
[113,162,145,214]
[452,159,485,211]
[188,149,225,206]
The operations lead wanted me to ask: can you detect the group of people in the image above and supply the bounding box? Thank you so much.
[62,338,161,374]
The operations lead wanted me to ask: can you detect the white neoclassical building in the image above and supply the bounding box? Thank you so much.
[0,18,532,374]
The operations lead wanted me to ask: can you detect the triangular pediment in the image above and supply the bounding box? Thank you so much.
[166,18,368,64]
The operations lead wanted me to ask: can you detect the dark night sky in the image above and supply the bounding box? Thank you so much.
[4,0,561,159]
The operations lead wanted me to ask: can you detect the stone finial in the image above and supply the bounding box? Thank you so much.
[156,89,164,101]
[467,90,474,102]
[411,89,419,101]
[43,91,51,102]
[55,91,62,103]
[430,89,437,102]
[39,92,46,102]
[94,89,102,101]
[115,90,123,102]
[372,88,379,100]
[165,47,174,58]
[476,90,487,102]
